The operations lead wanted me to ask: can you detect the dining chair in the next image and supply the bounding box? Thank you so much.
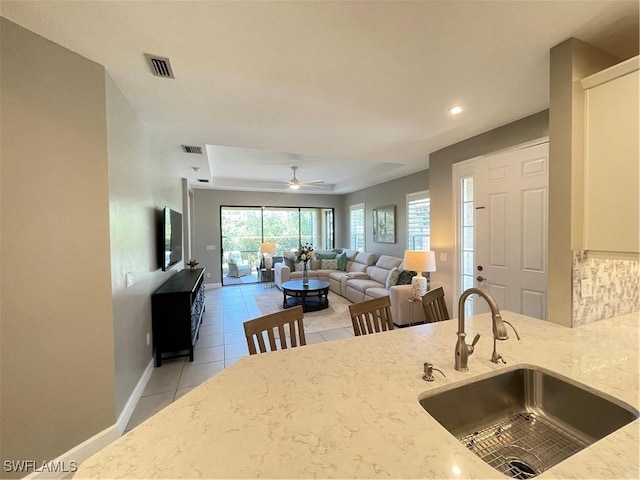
[243,306,306,355]
[348,296,394,336]
[421,286,450,323]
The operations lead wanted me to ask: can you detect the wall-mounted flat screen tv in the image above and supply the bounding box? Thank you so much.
[162,207,183,271]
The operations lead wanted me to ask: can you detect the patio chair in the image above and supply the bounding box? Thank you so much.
[227,250,252,277]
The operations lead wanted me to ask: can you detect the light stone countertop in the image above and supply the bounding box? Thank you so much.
[75,311,639,479]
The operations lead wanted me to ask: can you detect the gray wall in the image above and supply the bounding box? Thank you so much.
[193,190,344,285]
[548,38,619,327]
[106,75,183,417]
[0,19,185,470]
[428,111,549,315]
[342,170,430,259]
[0,19,115,472]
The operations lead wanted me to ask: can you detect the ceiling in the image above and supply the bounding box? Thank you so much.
[2,1,638,194]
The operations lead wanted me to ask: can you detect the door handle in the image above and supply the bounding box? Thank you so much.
[476,276,486,282]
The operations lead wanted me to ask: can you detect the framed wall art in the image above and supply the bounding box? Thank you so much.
[373,205,395,243]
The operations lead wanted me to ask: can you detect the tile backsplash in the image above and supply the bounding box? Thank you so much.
[573,251,640,327]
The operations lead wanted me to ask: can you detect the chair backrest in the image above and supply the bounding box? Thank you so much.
[228,251,242,264]
[243,306,306,355]
[348,296,394,336]
[422,286,450,323]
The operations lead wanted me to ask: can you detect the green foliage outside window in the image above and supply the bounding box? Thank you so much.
[221,207,333,261]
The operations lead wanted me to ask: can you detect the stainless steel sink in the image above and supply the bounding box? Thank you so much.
[419,366,638,478]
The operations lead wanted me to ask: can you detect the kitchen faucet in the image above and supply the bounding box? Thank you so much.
[455,288,510,372]
[491,319,521,364]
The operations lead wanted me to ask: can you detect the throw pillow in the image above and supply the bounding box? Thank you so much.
[318,252,337,260]
[283,252,296,271]
[396,270,417,285]
[385,266,400,289]
[321,258,338,270]
[336,252,347,271]
[295,261,306,272]
[343,249,358,260]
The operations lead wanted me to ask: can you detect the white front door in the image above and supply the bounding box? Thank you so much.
[455,142,549,319]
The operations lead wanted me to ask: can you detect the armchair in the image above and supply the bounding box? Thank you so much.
[227,251,252,277]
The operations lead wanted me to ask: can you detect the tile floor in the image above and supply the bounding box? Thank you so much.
[124,283,355,433]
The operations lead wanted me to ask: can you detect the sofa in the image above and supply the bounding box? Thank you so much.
[274,249,426,326]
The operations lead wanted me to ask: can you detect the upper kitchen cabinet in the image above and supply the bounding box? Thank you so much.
[582,56,639,253]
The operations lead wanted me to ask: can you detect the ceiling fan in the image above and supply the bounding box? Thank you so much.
[263,166,325,190]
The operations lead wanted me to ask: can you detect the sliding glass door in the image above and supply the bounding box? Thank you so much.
[262,208,300,252]
[220,206,334,285]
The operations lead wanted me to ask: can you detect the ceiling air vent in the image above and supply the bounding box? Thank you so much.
[144,54,175,79]
[182,145,203,155]
[197,179,210,183]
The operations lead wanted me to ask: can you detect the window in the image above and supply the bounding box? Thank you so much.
[222,206,333,255]
[262,208,301,252]
[349,203,365,251]
[299,208,318,247]
[220,206,334,285]
[407,191,430,250]
[460,177,474,316]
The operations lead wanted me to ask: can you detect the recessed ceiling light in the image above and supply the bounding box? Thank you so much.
[450,106,463,115]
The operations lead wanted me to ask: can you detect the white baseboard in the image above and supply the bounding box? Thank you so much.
[22,358,155,478]
[116,357,155,435]
[24,424,119,479]
[205,282,222,290]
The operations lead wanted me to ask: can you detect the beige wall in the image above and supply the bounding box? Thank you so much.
[106,75,183,416]
[428,111,549,315]
[0,19,115,471]
[342,169,430,259]
[193,190,344,285]
[548,39,619,327]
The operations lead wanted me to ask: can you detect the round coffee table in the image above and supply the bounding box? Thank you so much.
[282,279,330,312]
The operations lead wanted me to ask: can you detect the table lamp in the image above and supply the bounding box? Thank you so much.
[403,250,436,299]
[260,242,277,268]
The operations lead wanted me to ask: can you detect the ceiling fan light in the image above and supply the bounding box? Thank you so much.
[289,184,300,190]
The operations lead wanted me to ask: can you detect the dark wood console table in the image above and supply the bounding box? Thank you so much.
[152,268,205,367]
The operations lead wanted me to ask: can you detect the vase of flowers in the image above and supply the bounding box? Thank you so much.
[296,243,315,286]
[302,262,309,285]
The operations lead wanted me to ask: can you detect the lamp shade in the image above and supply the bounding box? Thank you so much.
[403,250,436,273]
[260,242,277,255]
